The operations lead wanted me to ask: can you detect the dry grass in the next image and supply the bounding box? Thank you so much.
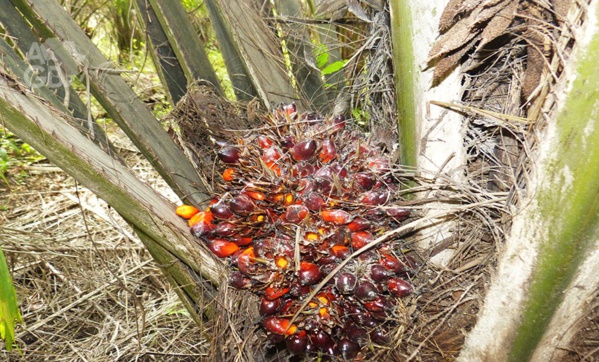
[0,137,210,361]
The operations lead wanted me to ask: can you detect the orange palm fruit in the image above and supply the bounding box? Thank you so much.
[207,239,239,258]
[176,204,200,219]
[264,285,290,300]
[187,211,214,227]
[222,168,235,182]
[245,191,266,201]
[262,316,297,335]
[320,209,351,225]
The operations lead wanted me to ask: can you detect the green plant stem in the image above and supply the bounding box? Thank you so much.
[389,0,418,168]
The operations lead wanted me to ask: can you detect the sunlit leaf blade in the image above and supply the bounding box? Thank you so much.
[0,246,22,351]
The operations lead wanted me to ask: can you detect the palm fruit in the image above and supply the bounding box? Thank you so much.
[176,105,416,358]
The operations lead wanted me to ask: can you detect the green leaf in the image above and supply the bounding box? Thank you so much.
[321,60,347,75]
[0,246,22,351]
[314,44,329,69]
[0,147,7,162]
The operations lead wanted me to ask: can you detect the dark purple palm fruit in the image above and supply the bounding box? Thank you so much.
[218,146,241,164]
[355,281,378,301]
[335,273,357,294]
[229,194,255,215]
[338,339,360,359]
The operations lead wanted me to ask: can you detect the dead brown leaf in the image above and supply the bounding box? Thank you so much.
[477,0,518,51]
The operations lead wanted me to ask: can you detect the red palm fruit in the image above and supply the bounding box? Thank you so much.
[231,236,252,246]
[357,143,373,157]
[218,146,241,164]
[338,339,360,359]
[361,191,389,205]
[331,245,351,259]
[286,330,307,355]
[367,157,390,173]
[290,140,318,161]
[175,204,199,219]
[264,285,290,300]
[245,191,266,201]
[278,298,296,314]
[342,324,368,343]
[330,163,348,179]
[189,219,215,237]
[370,264,392,283]
[335,272,357,294]
[387,207,410,221]
[283,103,296,116]
[304,192,326,211]
[210,203,234,220]
[229,271,251,289]
[347,217,370,231]
[304,341,317,355]
[222,168,235,182]
[319,263,338,284]
[262,316,297,335]
[313,177,332,194]
[355,281,378,301]
[314,166,333,179]
[212,222,235,236]
[364,296,393,312]
[285,205,309,224]
[281,135,295,149]
[328,227,350,245]
[278,242,294,258]
[207,239,239,258]
[229,194,255,215]
[297,179,314,196]
[268,334,285,344]
[387,278,413,298]
[289,282,312,298]
[321,209,351,225]
[257,135,273,149]
[259,298,281,316]
[351,230,374,249]
[354,172,376,190]
[318,255,337,265]
[253,239,273,258]
[236,247,257,275]
[349,306,376,327]
[291,162,315,177]
[319,139,336,163]
[298,261,321,285]
[262,146,282,168]
[331,114,346,132]
[380,253,410,274]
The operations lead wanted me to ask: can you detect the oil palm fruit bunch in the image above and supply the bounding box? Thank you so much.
[176,104,415,359]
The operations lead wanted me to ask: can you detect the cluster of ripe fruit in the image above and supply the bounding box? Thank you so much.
[176,104,415,359]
